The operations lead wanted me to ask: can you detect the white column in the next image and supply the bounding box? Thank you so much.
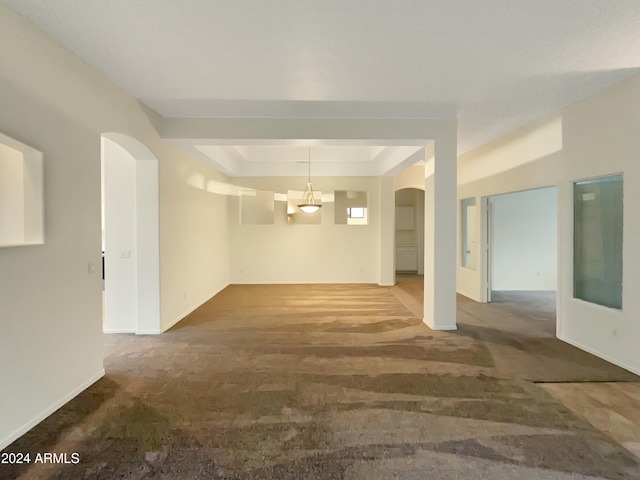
[103,137,138,333]
[135,158,161,334]
[379,176,395,286]
[424,134,457,330]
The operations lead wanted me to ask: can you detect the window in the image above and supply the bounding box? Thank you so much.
[334,191,368,225]
[573,175,623,309]
[347,207,364,219]
[461,197,476,269]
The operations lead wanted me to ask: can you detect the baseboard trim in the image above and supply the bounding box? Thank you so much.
[153,283,230,334]
[160,314,183,333]
[103,328,135,334]
[378,283,395,287]
[423,317,458,331]
[557,334,640,376]
[0,369,105,451]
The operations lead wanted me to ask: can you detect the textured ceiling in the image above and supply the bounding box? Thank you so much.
[5,0,640,172]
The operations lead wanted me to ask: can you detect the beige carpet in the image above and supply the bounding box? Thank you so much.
[3,283,639,479]
[396,282,638,382]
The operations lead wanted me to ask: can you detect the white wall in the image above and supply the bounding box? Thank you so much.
[229,176,381,284]
[456,73,640,375]
[0,143,25,245]
[135,157,161,334]
[490,187,557,291]
[102,133,163,334]
[102,137,138,332]
[0,4,230,450]
[159,152,230,330]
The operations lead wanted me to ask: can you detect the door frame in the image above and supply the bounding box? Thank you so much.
[481,196,492,302]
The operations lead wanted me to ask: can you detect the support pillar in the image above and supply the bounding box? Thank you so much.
[423,134,457,330]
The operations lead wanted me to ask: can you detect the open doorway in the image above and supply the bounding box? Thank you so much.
[484,186,558,323]
[101,133,161,334]
[394,188,425,286]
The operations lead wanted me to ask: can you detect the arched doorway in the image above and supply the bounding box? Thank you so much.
[394,187,425,284]
[101,133,160,334]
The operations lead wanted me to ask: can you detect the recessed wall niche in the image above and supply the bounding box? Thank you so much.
[334,191,368,225]
[240,190,275,225]
[0,133,44,247]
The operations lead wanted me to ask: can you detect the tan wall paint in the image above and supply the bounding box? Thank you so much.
[229,177,381,284]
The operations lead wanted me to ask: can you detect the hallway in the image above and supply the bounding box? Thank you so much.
[3,284,640,479]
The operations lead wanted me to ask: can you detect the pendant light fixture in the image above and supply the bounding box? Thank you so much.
[298,146,322,214]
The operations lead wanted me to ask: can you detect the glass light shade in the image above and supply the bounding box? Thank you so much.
[299,204,321,214]
[298,182,322,214]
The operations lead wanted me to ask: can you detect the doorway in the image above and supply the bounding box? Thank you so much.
[484,186,558,321]
[101,133,161,334]
[394,188,425,285]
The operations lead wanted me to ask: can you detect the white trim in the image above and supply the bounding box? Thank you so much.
[423,317,457,331]
[0,369,105,451]
[159,308,189,333]
[378,282,395,286]
[103,328,135,334]
[558,334,640,376]
[138,284,230,335]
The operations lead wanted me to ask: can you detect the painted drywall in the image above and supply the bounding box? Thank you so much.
[0,4,230,449]
[0,143,24,245]
[490,188,557,291]
[424,137,458,330]
[393,165,425,191]
[102,137,138,332]
[378,176,395,285]
[135,156,161,334]
[456,73,640,375]
[229,177,381,284]
[102,133,162,334]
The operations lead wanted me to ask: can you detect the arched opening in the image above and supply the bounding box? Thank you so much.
[394,187,425,286]
[101,133,160,334]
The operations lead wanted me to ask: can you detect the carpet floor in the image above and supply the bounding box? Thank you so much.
[3,283,640,479]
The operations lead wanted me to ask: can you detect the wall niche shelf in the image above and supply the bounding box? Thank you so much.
[0,132,44,247]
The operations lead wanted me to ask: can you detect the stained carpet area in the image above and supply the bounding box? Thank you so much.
[3,284,640,479]
[397,283,638,383]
